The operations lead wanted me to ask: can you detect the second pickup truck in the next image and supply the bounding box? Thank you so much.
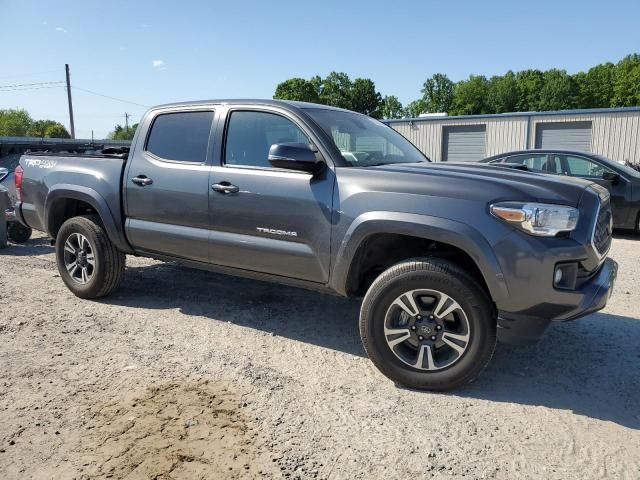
[13,99,618,391]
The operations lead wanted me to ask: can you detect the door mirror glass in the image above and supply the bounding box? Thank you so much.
[268,143,325,174]
[602,171,620,182]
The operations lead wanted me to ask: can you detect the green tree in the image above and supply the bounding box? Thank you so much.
[381,95,404,119]
[310,75,323,97]
[273,78,320,103]
[26,119,70,138]
[421,73,454,113]
[515,69,544,111]
[538,69,578,111]
[403,99,427,118]
[576,62,616,108]
[0,109,32,136]
[44,123,71,138]
[450,75,490,115]
[318,71,354,109]
[487,71,518,113]
[612,54,640,107]
[108,123,138,140]
[275,73,383,117]
[350,78,382,118]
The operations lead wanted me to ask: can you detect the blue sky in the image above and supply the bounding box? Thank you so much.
[1,0,639,138]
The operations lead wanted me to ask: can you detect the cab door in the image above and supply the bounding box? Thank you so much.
[207,106,334,283]
[124,109,216,262]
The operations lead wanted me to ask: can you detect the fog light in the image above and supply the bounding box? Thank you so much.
[553,262,579,290]
[554,267,563,285]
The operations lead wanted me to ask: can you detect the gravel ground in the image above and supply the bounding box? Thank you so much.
[0,232,638,479]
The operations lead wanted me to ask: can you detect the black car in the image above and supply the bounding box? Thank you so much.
[480,149,640,231]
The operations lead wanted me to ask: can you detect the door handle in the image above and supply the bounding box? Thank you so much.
[212,182,239,194]
[131,175,153,186]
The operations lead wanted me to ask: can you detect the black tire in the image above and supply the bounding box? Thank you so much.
[7,222,32,243]
[55,215,125,299]
[360,258,496,391]
[0,221,6,249]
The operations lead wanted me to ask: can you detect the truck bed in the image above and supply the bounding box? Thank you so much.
[17,151,128,249]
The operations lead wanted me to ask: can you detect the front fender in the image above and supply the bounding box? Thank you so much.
[45,185,132,253]
[329,211,509,304]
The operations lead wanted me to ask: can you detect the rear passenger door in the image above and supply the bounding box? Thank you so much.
[124,108,216,262]
[207,106,334,283]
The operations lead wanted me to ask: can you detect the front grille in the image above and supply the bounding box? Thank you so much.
[592,197,612,256]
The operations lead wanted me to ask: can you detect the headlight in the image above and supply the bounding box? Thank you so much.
[490,202,579,237]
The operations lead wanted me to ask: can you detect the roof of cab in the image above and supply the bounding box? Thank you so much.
[149,99,353,113]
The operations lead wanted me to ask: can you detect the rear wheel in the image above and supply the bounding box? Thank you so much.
[55,215,125,299]
[360,258,496,391]
[7,222,32,243]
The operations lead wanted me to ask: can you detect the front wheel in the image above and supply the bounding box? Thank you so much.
[55,215,125,299]
[360,258,496,391]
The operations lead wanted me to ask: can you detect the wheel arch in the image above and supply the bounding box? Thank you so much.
[330,212,509,305]
[45,185,132,253]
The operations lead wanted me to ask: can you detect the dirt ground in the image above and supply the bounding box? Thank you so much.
[0,232,638,479]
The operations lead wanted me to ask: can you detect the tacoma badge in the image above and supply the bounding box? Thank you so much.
[256,227,298,237]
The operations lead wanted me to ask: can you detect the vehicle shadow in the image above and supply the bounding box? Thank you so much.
[107,262,365,356]
[0,236,54,256]
[613,230,638,240]
[456,313,640,430]
[104,262,639,430]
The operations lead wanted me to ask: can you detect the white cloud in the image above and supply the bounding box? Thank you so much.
[55,27,68,34]
[152,60,165,68]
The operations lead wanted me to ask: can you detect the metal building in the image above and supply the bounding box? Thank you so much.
[384,106,640,164]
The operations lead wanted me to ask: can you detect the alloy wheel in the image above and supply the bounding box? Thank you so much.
[63,232,95,285]
[383,289,471,371]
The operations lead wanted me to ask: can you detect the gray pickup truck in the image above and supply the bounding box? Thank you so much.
[14,100,617,390]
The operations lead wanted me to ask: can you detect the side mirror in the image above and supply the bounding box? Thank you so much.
[602,171,620,183]
[268,143,325,175]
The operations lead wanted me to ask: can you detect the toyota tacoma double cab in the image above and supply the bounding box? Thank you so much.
[13,100,618,391]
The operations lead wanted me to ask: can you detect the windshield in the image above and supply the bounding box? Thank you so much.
[305,108,429,167]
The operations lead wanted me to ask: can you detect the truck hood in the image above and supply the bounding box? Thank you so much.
[369,161,594,206]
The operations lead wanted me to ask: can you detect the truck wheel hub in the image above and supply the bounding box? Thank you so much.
[417,324,434,337]
[384,289,471,371]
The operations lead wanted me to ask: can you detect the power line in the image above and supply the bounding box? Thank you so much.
[0,69,61,80]
[0,85,67,92]
[72,86,150,108]
[0,80,64,89]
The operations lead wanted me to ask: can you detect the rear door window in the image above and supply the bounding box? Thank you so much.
[146,111,214,163]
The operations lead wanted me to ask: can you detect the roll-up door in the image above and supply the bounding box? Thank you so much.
[535,121,592,151]
[442,125,486,162]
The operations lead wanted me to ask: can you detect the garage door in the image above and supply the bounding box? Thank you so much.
[442,125,486,162]
[535,121,592,151]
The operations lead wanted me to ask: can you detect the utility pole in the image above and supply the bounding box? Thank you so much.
[124,112,131,132]
[65,64,76,139]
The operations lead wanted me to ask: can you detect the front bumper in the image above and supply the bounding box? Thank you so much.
[497,257,618,345]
